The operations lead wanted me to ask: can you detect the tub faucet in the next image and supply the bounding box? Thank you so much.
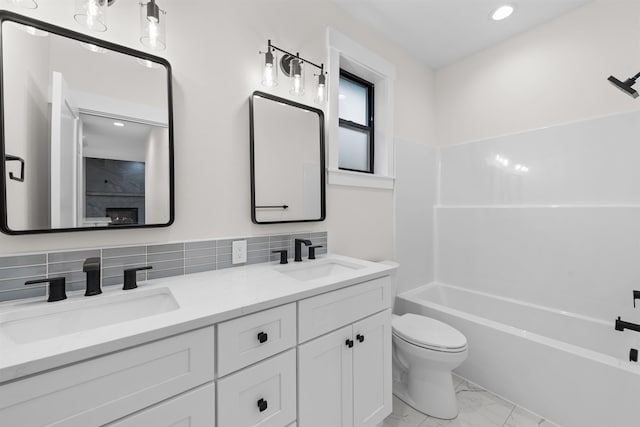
[83,257,102,296]
[294,239,312,262]
[615,316,640,333]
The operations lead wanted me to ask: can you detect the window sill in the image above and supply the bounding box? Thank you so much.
[327,168,395,190]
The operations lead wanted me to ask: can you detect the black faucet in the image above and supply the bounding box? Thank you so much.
[308,245,323,260]
[615,316,640,333]
[272,250,288,264]
[123,266,153,290]
[83,257,102,296]
[25,277,67,302]
[294,239,312,262]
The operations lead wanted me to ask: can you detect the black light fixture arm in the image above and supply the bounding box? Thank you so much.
[263,40,325,73]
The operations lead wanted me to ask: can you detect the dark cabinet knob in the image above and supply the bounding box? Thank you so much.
[257,398,268,412]
[356,334,365,343]
[257,331,268,343]
[345,339,354,348]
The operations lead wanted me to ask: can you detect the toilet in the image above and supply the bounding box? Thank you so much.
[392,313,468,420]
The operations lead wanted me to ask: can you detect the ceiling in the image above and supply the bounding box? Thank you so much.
[332,0,590,69]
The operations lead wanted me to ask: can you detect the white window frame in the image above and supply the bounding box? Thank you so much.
[326,27,396,190]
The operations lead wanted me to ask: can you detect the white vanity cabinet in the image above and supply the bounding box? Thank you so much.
[105,383,215,427]
[0,258,395,427]
[216,303,298,427]
[297,277,392,427]
[0,326,216,427]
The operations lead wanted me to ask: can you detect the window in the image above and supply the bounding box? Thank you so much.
[327,27,396,189]
[338,70,374,173]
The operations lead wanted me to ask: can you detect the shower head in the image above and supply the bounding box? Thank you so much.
[608,73,640,99]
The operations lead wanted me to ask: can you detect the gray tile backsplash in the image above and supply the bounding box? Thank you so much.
[0,231,328,303]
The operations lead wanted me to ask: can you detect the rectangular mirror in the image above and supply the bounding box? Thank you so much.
[250,91,325,224]
[0,12,173,234]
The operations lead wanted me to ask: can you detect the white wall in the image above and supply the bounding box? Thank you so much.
[0,0,436,261]
[145,127,170,224]
[436,0,640,147]
[394,139,437,294]
[435,0,640,323]
[3,22,50,230]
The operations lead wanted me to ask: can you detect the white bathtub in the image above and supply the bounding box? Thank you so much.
[395,282,640,427]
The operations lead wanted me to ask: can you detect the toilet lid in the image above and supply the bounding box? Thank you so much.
[392,314,467,351]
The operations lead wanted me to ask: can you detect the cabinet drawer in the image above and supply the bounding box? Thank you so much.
[217,348,296,427]
[105,382,215,427]
[0,326,215,427]
[298,276,391,343]
[218,302,296,376]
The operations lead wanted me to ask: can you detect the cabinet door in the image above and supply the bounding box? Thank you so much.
[298,325,353,427]
[353,310,392,427]
[217,349,296,427]
[0,326,215,427]
[105,383,215,427]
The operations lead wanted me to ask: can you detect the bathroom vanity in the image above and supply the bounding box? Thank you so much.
[0,255,395,427]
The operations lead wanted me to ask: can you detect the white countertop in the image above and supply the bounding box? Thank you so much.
[0,254,396,383]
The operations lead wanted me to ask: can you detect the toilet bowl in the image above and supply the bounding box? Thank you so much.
[392,313,468,420]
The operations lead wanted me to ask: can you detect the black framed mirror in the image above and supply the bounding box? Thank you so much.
[250,91,325,224]
[0,11,174,235]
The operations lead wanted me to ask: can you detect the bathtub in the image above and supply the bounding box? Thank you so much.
[394,282,640,427]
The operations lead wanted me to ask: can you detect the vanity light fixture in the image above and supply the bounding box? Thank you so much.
[315,73,327,105]
[608,72,640,99]
[288,56,305,96]
[261,46,278,87]
[259,40,327,104]
[491,4,514,21]
[113,121,125,127]
[73,0,167,51]
[8,0,38,9]
[140,0,166,51]
[74,0,108,32]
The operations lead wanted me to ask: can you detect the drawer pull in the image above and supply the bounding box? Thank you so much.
[257,398,268,412]
[356,334,365,343]
[257,331,268,343]
[345,339,354,348]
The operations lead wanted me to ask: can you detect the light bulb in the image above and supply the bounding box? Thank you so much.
[261,50,278,87]
[140,0,166,51]
[289,58,304,96]
[315,73,326,105]
[74,0,107,32]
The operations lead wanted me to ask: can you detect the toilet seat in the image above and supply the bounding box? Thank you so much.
[392,314,467,353]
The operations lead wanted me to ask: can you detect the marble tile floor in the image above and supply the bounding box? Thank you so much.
[383,375,560,427]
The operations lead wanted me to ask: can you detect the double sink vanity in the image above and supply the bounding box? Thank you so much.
[0,254,396,427]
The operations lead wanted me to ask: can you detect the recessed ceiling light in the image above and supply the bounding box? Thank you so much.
[491,5,514,21]
[113,122,125,127]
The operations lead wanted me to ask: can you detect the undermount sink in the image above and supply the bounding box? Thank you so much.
[277,259,363,281]
[0,287,179,344]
